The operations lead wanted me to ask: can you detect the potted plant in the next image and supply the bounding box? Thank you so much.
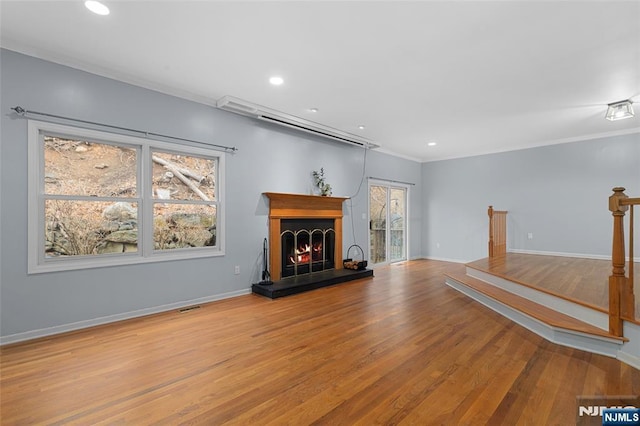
[312,168,332,196]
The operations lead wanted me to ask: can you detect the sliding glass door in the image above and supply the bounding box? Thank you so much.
[369,181,408,264]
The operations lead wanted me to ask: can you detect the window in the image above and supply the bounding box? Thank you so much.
[28,120,225,273]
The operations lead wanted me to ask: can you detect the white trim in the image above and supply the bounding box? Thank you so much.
[421,127,640,163]
[217,150,226,254]
[0,288,251,346]
[1,43,220,111]
[29,249,226,274]
[617,351,640,371]
[421,255,469,264]
[617,321,640,370]
[27,121,40,273]
[27,120,226,274]
[373,147,423,163]
[509,248,640,263]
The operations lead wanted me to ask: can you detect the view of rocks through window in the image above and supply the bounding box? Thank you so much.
[44,136,217,257]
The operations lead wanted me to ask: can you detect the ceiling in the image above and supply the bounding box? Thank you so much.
[1,1,639,162]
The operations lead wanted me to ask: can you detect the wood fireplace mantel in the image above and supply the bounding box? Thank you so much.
[265,192,347,281]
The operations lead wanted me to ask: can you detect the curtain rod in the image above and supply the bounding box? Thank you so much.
[10,106,238,153]
[368,176,415,186]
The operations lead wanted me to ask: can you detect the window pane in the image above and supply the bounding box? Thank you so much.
[152,151,216,201]
[45,200,138,257]
[370,185,387,263]
[44,137,137,197]
[154,203,217,250]
[389,187,406,261]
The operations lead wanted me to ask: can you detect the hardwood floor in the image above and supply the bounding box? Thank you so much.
[467,253,640,319]
[1,260,638,425]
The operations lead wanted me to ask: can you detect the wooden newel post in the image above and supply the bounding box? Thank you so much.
[609,187,629,337]
[488,206,494,257]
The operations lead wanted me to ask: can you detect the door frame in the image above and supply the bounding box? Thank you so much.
[367,179,410,265]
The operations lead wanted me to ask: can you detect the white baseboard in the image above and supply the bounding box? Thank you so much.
[421,256,470,264]
[0,288,252,346]
[617,350,640,370]
[509,248,640,263]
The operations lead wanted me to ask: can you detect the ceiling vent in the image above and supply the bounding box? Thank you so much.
[217,96,378,149]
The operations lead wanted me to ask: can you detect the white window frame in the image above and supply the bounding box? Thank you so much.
[28,120,225,274]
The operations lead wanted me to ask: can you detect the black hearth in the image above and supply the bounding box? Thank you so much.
[252,268,374,299]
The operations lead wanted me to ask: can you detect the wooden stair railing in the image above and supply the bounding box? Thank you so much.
[488,206,508,257]
[608,187,639,337]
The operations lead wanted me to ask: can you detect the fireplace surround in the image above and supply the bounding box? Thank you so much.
[264,192,346,281]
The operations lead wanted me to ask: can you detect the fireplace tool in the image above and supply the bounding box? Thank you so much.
[259,237,273,285]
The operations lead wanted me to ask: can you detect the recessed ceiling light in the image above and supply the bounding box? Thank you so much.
[85,0,110,15]
[427,142,437,147]
[269,76,284,86]
[310,108,318,113]
[358,125,365,130]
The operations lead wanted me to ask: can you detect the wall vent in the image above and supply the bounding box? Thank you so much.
[216,96,378,149]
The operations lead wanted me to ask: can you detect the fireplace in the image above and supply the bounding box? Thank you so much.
[264,192,346,281]
[281,219,335,278]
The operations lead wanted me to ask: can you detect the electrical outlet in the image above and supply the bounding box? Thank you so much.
[234,265,240,275]
[436,242,440,249]
[527,233,533,240]
[362,213,367,220]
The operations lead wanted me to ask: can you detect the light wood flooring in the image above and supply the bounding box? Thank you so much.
[1,259,638,425]
[467,253,640,320]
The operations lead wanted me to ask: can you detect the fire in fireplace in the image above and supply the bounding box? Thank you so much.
[281,219,335,278]
[288,242,322,265]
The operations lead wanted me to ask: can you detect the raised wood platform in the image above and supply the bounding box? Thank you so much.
[467,253,640,321]
[252,268,374,299]
[445,253,634,358]
[445,272,625,358]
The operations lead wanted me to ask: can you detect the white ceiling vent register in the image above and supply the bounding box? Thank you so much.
[217,96,378,149]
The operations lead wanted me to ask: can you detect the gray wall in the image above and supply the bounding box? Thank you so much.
[0,49,422,340]
[422,135,640,262]
[3,48,637,342]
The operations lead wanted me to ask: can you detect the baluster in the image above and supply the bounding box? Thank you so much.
[609,187,629,336]
[488,206,494,257]
[626,204,635,319]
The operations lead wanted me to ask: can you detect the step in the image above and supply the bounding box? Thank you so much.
[444,272,625,357]
[465,266,609,330]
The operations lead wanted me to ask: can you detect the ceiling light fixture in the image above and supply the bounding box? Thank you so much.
[269,76,284,86]
[427,142,437,147]
[358,125,365,130]
[309,108,318,113]
[84,0,110,15]
[605,100,634,121]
